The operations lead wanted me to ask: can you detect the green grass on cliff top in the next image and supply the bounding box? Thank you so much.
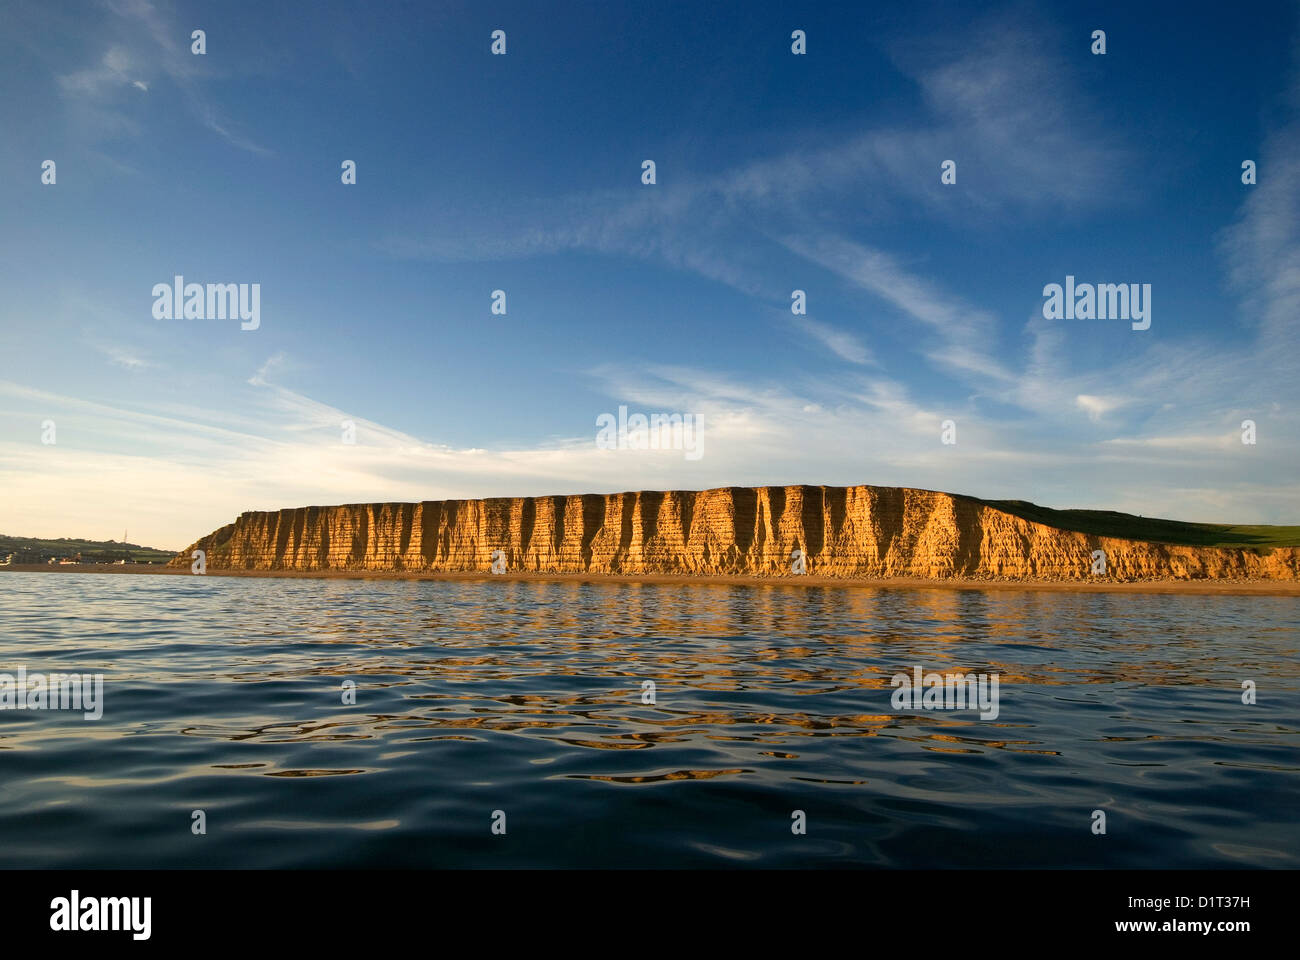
[974,499,1300,550]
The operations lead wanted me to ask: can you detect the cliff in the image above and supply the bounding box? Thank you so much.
[171,485,1300,581]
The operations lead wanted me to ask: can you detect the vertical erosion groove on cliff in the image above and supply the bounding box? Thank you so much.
[172,485,1300,580]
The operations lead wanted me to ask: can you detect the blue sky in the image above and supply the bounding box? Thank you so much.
[2,0,1298,549]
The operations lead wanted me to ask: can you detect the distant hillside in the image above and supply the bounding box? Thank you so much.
[971,499,1300,550]
[0,534,174,564]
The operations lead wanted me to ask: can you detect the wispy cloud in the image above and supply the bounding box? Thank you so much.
[384,13,1124,269]
[1074,394,1126,422]
[57,45,149,98]
[795,317,875,366]
[1220,100,1300,356]
[54,0,270,155]
[102,345,148,370]
[782,234,1015,386]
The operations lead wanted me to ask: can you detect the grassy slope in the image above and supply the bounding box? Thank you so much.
[973,499,1300,550]
[0,534,174,563]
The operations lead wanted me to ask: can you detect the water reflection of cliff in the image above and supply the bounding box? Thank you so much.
[154,581,1299,774]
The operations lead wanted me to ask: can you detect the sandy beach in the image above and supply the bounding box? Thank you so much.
[4,563,1299,595]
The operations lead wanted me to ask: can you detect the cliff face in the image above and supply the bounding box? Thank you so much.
[171,485,1300,581]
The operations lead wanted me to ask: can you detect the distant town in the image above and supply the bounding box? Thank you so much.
[0,534,173,566]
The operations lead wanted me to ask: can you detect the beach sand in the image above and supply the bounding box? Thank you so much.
[4,563,1299,595]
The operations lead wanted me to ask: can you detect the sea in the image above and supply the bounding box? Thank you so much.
[0,571,1296,868]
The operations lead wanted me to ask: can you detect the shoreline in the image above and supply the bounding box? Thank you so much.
[4,563,1299,595]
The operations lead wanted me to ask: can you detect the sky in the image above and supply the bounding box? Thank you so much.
[1,0,1298,550]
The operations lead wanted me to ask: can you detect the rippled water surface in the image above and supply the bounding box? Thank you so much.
[1,572,1297,868]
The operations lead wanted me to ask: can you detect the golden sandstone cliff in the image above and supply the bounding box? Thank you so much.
[172,485,1300,581]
